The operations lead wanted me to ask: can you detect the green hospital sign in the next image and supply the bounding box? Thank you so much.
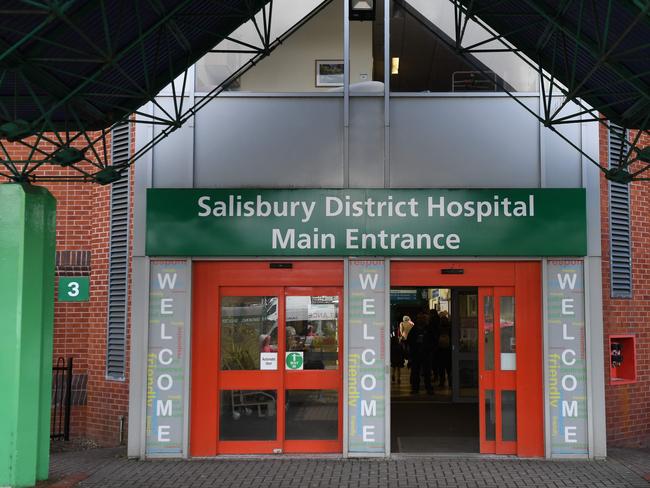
[146,188,587,257]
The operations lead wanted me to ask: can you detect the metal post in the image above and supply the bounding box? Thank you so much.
[64,357,73,441]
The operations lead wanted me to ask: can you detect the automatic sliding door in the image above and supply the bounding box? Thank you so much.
[284,287,342,453]
[478,287,516,454]
[217,287,283,454]
[452,289,478,403]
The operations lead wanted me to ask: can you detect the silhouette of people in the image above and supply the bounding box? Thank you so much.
[399,315,414,342]
[436,311,452,388]
[390,325,405,383]
[428,308,441,383]
[407,312,435,394]
[399,315,414,368]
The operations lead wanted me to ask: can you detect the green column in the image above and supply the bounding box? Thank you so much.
[0,183,56,488]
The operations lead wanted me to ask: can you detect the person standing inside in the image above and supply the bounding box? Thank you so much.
[407,313,435,394]
[429,308,441,384]
[436,311,452,388]
[399,315,414,367]
[390,325,404,383]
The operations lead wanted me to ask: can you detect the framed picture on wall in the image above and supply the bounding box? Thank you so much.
[315,60,344,87]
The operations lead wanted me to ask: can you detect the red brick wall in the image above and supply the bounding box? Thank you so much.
[3,131,133,446]
[600,125,650,448]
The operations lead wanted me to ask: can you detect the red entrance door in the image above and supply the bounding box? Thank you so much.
[191,262,343,456]
[390,261,543,457]
[478,286,517,454]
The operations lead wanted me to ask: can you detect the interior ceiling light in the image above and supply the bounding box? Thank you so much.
[391,57,400,75]
[350,0,375,21]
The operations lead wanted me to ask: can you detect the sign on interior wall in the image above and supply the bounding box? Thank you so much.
[547,260,588,456]
[146,188,587,257]
[146,260,187,456]
[348,260,386,454]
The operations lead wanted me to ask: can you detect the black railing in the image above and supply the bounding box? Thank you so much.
[51,357,73,440]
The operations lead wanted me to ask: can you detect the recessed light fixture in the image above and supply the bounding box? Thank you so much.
[350,0,375,21]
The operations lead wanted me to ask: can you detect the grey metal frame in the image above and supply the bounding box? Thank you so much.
[127,255,150,459]
[342,257,350,456]
[383,258,391,457]
[542,259,550,459]
[182,259,192,459]
[451,287,479,403]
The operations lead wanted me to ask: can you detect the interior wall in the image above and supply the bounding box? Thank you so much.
[238,0,373,92]
[403,0,538,92]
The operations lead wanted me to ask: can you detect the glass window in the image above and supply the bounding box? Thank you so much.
[500,296,516,371]
[220,390,277,441]
[483,295,494,370]
[220,296,278,370]
[458,359,478,398]
[459,293,478,353]
[389,0,538,92]
[501,390,517,441]
[485,389,495,441]
[196,0,346,93]
[285,390,338,440]
[286,295,339,370]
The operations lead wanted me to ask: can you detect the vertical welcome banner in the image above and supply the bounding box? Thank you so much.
[547,260,588,455]
[348,260,386,453]
[146,261,187,456]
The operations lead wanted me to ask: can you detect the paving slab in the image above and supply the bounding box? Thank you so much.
[45,447,650,488]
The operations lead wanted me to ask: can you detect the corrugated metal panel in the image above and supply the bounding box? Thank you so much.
[608,124,632,299]
[106,122,131,380]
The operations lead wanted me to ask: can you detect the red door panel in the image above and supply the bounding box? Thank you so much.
[191,262,343,456]
[283,287,343,453]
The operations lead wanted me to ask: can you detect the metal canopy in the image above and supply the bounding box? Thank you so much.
[430,0,650,181]
[0,0,648,183]
[0,0,331,184]
[454,0,650,131]
[0,0,269,131]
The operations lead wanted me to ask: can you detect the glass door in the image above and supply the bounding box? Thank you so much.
[217,287,283,454]
[452,289,479,402]
[216,286,343,454]
[478,287,517,454]
[284,287,342,453]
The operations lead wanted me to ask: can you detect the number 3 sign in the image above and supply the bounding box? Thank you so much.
[58,276,90,302]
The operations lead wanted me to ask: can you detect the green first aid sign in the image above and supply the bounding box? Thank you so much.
[146,188,587,257]
[58,276,90,302]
